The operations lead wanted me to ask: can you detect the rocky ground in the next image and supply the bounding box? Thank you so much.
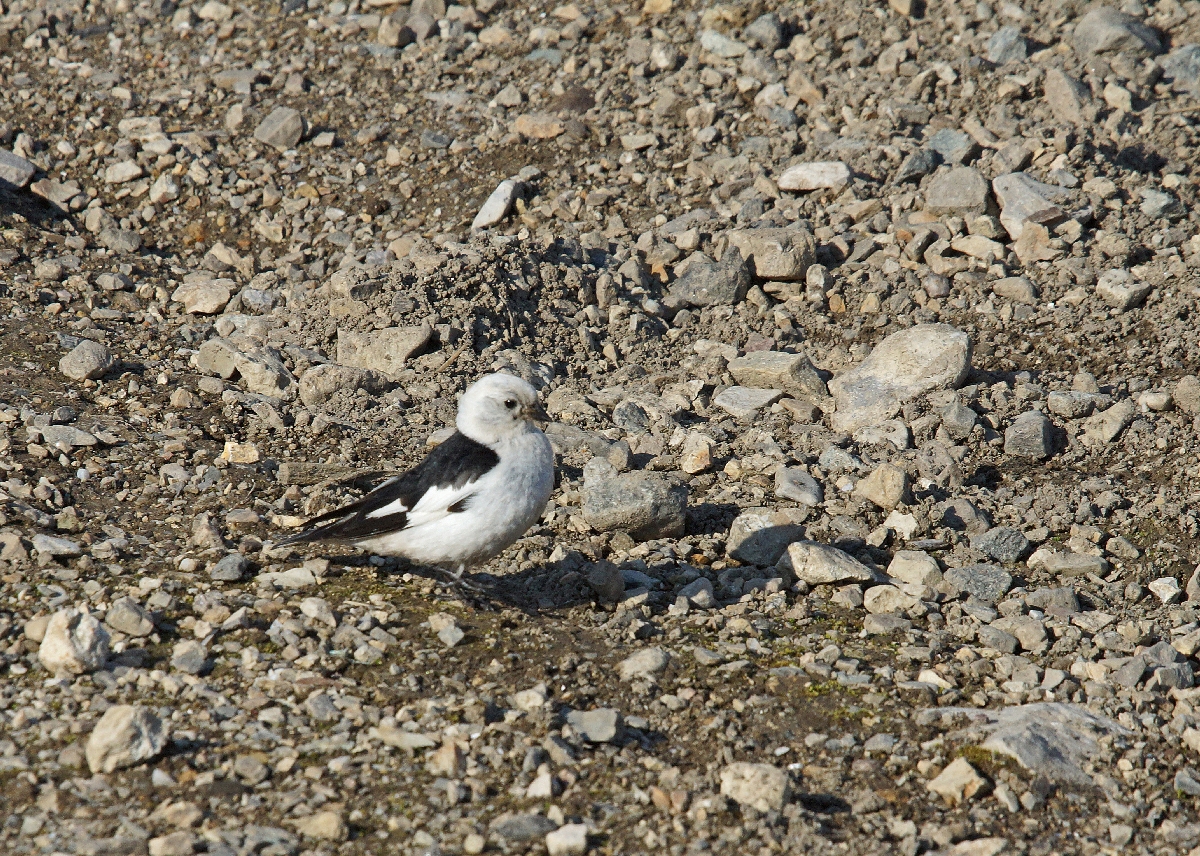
[3,0,1200,853]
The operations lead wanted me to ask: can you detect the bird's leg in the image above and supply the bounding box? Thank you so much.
[429,563,486,595]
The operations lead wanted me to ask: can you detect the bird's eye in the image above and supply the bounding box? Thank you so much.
[504,399,518,410]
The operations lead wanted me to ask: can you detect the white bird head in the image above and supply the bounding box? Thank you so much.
[457,373,550,445]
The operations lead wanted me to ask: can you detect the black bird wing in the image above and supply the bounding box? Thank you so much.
[276,431,499,545]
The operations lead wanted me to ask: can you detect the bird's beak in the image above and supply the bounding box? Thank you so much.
[523,401,551,426]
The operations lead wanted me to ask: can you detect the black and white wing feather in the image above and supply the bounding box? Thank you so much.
[277,431,500,546]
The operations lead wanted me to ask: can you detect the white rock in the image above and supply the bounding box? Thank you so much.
[777,161,850,192]
[472,179,523,230]
[863,584,920,614]
[39,609,110,675]
[104,161,144,184]
[86,704,168,773]
[618,647,670,681]
[888,550,942,585]
[777,541,878,585]
[1149,577,1183,604]
[719,762,790,811]
[545,823,589,856]
[299,597,337,627]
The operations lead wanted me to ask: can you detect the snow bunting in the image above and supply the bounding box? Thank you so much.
[278,373,554,581]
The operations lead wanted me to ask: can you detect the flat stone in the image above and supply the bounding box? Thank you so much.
[864,613,913,634]
[712,385,784,418]
[727,507,807,566]
[104,161,144,184]
[950,234,1005,261]
[1043,68,1091,124]
[1038,550,1109,577]
[778,541,879,585]
[930,702,1129,784]
[1072,5,1161,57]
[1081,399,1135,446]
[728,350,826,398]
[566,707,623,743]
[209,554,248,582]
[1004,410,1053,459]
[721,227,815,281]
[992,615,1048,651]
[927,129,978,165]
[59,340,115,381]
[924,167,990,215]
[927,757,988,804]
[98,227,142,253]
[1148,576,1183,604]
[777,160,850,192]
[0,148,37,187]
[945,564,1012,603]
[864,584,920,614]
[1095,269,1151,311]
[472,179,523,230]
[992,276,1038,304]
[828,323,971,432]
[292,811,348,841]
[678,577,716,608]
[39,426,98,450]
[977,625,1019,653]
[719,762,790,811]
[299,364,388,406]
[669,248,750,307]
[86,705,167,773]
[40,609,110,675]
[1140,188,1184,220]
[513,113,565,139]
[172,279,233,314]
[698,29,748,58]
[491,813,558,842]
[581,459,687,540]
[254,106,306,150]
[32,533,83,556]
[336,324,432,379]
[992,172,1067,240]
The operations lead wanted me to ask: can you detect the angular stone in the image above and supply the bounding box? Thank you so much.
[254,106,306,150]
[865,613,914,634]
[105,598,154,637]
[889,550,942,585]
[1072,6,1161,57]
[864,584,920,614]
[678,577,716,608]
[1094,269,1151,312]
[712,385,784,418]
[719,762,790,811]
[927,757,988,804]
[829,323,971,432]
[727,507,807,566]
[778,541,879,585]
[336,325,432,379]
[1140,188,1184,220]
[566,708,623,743]
[679,432,714,474]
[970,527,1030,563]
[59,340,115,381]
[292,811,348,841]
[32,533,83,557]
[669,248,750,307]
[209,554,248,582]
[977,625,1019,654]
[87,705,167,773]
[992,615,1048,651]
[0,148,37,187]
[472,179,523,230]
[924,167,990,215]
[940,400,978,438]
[1161,44,1200,96]
[927,129,978,165]
[171,639,209,675]
[853,463,911,510]
[992,173,1067,241]
[40,609,110,675]
[98,227,142,253]
[104,161,144,184]
[945,564,1012,603]
[777,161,850,191]
[1004,410,1053,459]
[545,824,589,856]
[492,813,558,842]
[618,647,670,681]
[729,350,826,398]
[172,279,232,314]
[721,227,815,281]
[985,25,1026,64]
[1080,399,1135,447]
[1175,376,1200,415]
[1043,68,1092,124]
[581,459,687,539]
[699,29,749,58]
[513,113,565,139]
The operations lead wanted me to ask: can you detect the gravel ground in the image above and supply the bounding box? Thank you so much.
[3,0,1200,853]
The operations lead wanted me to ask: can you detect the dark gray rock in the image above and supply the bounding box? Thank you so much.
[0,148,37,187]
[566,707,623,743]
[1161,44,1200,96]
[1004,410,1054,459]
[491,814,558,842]
[1072,6,1161,57]
[985,25,1027,64]
[927,130,978,165]
[254,106,306,150]
[945,564,1013,603]
[977,624,1019,654]
[210,554,249,581]
[970,527,1030,563]
[669,247,750,307]
[894,148,940,183]
[581,459,687,540]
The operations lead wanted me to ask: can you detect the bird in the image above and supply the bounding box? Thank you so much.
[277,372,555,584]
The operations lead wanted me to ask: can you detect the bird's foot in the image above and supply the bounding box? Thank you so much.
[430,565,487,596]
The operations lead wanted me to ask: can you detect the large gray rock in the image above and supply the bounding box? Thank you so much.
[828,324,971,432]
[669,247,750,307]
[172,279,233,314]
[1095,269,1152,312]
[254,106,306,150]
[86,705,168,774]
[970,527,1030,563]
[711,385,783,418]
[566,708,623,743]
[945,564,1012,603]
[775,468,823,505]
[1161,44,1200,96]
[336,325,432,380]
[1004,410,1053,459]
[40,609,110,675]
[727,508,807,566]
[777,541,879,585]
[924,167,990,215]
[721,227,815,281]
[926,702,1130,785]
[104,598,154,637]
[193,337,296,400]
[618,647,670,681]
[581,459,687,540]
[728,351,827,398]
[719,762,790,812]
[1043,68,1092,124]
[1072,6,1161,57]
[59,340,114,381]
[985,25,1026,64]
